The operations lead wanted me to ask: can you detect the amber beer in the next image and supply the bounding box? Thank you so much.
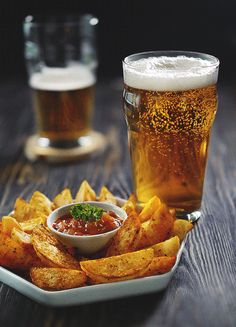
[30,65,95,146]
[123,53,219,217]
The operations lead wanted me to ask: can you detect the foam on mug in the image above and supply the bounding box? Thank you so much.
[123,56,218,91]
[30,65,96,91]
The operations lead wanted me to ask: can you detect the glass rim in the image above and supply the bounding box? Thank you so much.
[23,14,99,28]
[123,50,220,71]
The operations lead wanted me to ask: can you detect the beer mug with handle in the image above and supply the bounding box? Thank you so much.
[23,14,105,162]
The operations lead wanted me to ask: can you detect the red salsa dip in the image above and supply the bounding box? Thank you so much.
[53,204,122,236]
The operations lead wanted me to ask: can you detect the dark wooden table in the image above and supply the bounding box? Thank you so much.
[0,78,236,327]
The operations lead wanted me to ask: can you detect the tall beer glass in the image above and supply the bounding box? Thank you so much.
[123,51,219,220]
[23,14,104,162]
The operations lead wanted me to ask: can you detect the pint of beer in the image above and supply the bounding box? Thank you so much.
[23,14,99,153]
[30,65,95,147]
[123,51,219,219]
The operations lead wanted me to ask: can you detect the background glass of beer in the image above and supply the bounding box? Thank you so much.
[123,51,219,220]
[23,14,100,159]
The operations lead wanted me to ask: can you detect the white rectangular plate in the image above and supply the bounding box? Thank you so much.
[0,197,186,307]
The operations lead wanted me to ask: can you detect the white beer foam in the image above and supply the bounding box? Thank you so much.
[30,65,96,91]
[123,56,218,91]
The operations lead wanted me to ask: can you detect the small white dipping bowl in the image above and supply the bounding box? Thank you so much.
[47,201,127,255]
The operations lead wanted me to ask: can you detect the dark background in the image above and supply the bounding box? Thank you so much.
[0,2,236,326]
[0,0,235,82]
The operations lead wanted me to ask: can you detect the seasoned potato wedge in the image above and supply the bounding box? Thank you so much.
[152,236,180,257]
[75,180,96,202]
[172,219,193,241]
[13,198,40,222]
[0,231,42,270]
[122,194,137,215]
[11,228,32,245]
[30,268,87,290]
[139,196,161,223]
[98,186,117,204]
[29,191,53,216]
[106,209,141,256]
[169,208,176,218]
[32,225,80,269]
[140,256,176,277]
[2,216,22,235]
[0,181,194,290]
[53,188,73,209]
[81,248,154,284]
[20,217,46,233]
[136,204,174,249]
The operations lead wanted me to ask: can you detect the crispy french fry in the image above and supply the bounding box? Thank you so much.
[30,268,87,290]
[53,188,73,208]
[32,225,80,269]
[106,209,141,256]
[2,216,22,235]
[30,191,53,216]
[136,204,174,249]
[98,186,117,204]
[152,236,180,257]
[139,196,161,223]
[75,180,96,202]
[172,219,193,241]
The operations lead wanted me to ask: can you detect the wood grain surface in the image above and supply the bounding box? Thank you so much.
[0,79,236,327]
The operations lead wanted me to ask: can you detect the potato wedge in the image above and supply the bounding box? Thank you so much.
[30,268,87,290]
[139,196,161,223]
[53,188,73,209]
[11,228,32,245]
[13,198,40,222]
[81,267,154,284]
[127,193,137,206]
[0,231,42,270]
[122,194,137,215]
[136,204,174,249]
[32,225,80,269]
[172,219,193,241]
[20,217,46,233]
[152,236,180,257]
[98,186,117,204]
[106,209,141,256]
[169,208,176,218]
[140,256,176,277]
[75,180,96,202]
[81,248,154,284]
[2,216,22,235]
[30,191,53,216]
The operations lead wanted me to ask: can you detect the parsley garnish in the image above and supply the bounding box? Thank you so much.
[70,204,104,221]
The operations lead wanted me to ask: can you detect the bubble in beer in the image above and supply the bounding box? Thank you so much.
[123,56,218,91]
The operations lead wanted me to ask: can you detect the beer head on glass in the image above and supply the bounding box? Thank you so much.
[122,51,219,221]
[23,14,105,162]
